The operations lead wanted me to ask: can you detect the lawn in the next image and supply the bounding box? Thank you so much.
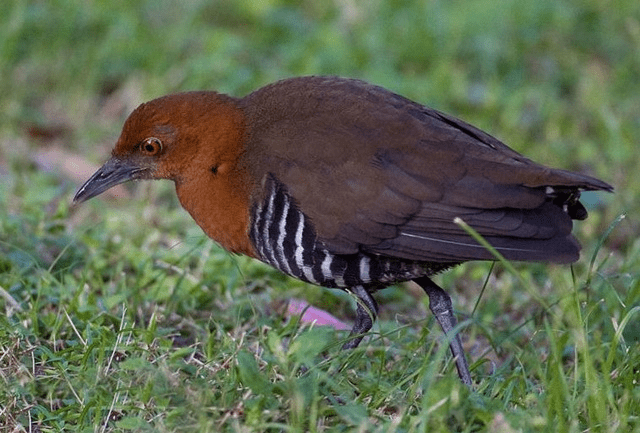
[1,0,639,431]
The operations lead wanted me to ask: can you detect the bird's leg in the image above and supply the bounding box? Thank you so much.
[341,285,379,350]
[413,276,473,386]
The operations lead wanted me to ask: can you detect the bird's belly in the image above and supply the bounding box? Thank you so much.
[249,175,446,289]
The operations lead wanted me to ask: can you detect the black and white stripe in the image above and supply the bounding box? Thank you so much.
[250,175,442,290]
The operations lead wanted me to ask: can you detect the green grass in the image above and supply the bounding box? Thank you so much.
[1,0,639,431]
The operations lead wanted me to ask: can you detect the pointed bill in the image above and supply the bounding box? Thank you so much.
[73,157,146,204]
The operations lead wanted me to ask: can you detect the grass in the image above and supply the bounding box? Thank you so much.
[1,0,639,431]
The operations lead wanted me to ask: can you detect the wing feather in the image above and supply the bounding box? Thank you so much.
[243,77,612,264]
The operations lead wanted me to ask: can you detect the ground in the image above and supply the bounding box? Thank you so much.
[1,1,639,431]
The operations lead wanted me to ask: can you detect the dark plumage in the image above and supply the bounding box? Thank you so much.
[74,76,612,385]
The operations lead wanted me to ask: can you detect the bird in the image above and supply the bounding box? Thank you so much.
[73,76,612,385]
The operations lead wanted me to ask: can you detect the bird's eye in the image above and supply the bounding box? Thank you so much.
[140,137,162,156]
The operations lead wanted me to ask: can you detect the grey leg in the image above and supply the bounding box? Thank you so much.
[413,276,473,386]
[342,285,379,350]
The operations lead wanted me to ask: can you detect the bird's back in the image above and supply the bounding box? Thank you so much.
[240,76,611,267]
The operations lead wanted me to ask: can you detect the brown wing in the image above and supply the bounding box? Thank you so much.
[242,77,612,264]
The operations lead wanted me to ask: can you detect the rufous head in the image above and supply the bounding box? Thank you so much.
[73,91,243,204]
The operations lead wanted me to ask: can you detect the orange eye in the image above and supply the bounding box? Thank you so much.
[140,137,162,155]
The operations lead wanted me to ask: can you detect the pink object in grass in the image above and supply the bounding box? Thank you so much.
[287,299,351,331]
